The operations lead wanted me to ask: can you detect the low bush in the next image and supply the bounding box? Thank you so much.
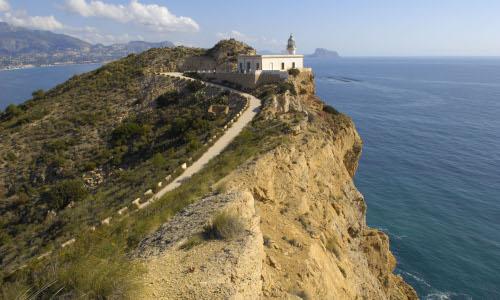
[180,234,204,250]
[110,122,151,147]
[151,152,167,169]
[156,90,180,107]
[185,80,205,93]
[42,179,89,210]
[323,105,340,115]
[288,68,301,77]
[4,104,23,119]
[203,211,245,240]
[32,89,46,99]
[277,82,297,96]
[183,72,202,80]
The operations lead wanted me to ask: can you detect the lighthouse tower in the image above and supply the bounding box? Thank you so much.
[287,34,297,55]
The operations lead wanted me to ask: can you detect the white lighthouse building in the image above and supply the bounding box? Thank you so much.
[237,34,304,73]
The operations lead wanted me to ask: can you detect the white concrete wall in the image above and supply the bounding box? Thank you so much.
[261,56,304,71]
[237,56,262,73]
[237,55,304,72]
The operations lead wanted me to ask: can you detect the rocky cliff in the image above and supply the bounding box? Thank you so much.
[136,71,418,299]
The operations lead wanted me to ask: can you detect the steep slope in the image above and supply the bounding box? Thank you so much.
[136,71,418,299]
[0,40,254,276]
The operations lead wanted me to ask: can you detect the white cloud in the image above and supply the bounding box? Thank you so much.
[65,0,199,32]
[0,0,9,12]
[2,11,64,30]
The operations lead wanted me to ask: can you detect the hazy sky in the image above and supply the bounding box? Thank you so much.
[1,0,499,56]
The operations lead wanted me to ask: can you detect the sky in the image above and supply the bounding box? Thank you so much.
[0,0,499,56]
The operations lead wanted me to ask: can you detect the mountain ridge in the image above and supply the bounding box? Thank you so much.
[0,22,174,68]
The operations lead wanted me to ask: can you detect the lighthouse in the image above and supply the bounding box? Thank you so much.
[287,34,297,55]
[237,34,304,73]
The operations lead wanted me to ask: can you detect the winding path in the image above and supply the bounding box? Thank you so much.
[150,72,261,201]
[10,72,262,273]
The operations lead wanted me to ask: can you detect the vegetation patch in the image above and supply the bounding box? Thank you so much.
[180,234,204,250]
[1,114,289,298]
[326,236,342,259]
[288,68,301,77]
[203,211,245,240]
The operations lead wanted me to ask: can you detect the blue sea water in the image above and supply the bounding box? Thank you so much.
[1,60,499,299]
[308,57,500,299]
[0,64,101,110]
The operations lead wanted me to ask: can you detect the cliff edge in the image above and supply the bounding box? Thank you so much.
[136,71,418,299]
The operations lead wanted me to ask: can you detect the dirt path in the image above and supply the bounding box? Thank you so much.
[151,72,261,201]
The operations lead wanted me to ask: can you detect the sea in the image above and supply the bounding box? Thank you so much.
[0,64,101,110]
[309,57,500,299]
[1,59,499,299]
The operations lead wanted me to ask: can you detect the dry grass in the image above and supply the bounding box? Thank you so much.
[203,211,246,240]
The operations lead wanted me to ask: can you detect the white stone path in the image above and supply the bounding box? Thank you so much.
[148,72,262,203]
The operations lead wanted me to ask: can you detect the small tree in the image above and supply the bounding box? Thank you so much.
[42,179,89,210]
[152,153,167,169]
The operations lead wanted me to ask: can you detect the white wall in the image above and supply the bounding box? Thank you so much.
[261,56,304,71]
[237,56,262,73]
[237,55,304,73]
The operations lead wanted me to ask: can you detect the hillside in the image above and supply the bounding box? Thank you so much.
[0,40,415,299]
[0,38,253,273]
[0,22,174,68]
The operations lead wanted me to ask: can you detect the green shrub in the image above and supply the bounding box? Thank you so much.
[203,211,245,240]
[156,90,180,107]
[32,89,45,99]
[288,68,301,77]
[277,82,297,96]
[4,104,23,118]
[152,152,167,169]
[323,105,340,115]
[183,72,202,80]
[185,80,205,92]
[42,179,89,210]
[111,122,151,147]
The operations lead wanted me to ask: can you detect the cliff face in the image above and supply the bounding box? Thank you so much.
[137,72,417,299]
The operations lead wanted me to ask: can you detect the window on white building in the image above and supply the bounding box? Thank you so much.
[281,62,285,70]
[292,62,296,69]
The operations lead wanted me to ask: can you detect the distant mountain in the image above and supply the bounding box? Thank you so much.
[0,22,91,55]
[306,48,340,59]
[0,22,174,69]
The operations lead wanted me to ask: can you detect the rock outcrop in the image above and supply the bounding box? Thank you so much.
[136,191,263,299]
[136,72,417,299]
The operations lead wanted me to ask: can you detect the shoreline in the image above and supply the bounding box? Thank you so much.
[0,61,107,72]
